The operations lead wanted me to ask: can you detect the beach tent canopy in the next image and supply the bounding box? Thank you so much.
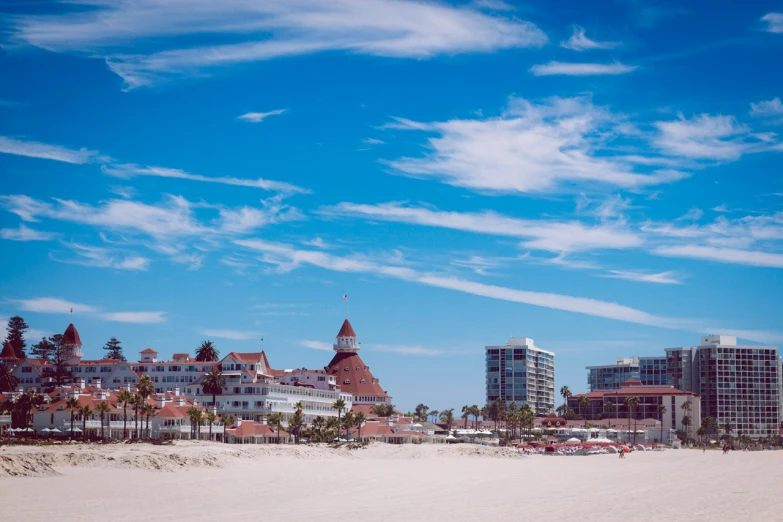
[566,437,582,443]
[51,428,62,433]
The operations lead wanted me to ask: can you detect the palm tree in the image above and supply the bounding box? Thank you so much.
[195,340,219,362]
[186,407,200,439]
[470,405,480,430]
[206,412,216,441]
[80,405,92,441]
[681,400,693,443]
[201,367,227,414]
[65,397,79,440]
[332,398,347,440]
[414,403,429,422]
[429,410,439,423]
[697,426,706,444]
[0,364,19,393]
[603,400,615,428]
[578,396,591,427]
[341,411,355,441]
[221,414,234,443]
[658,404,667,444]
[723,422,733,440]
[354,412,367,441]
[95,401,110,441]
[117,389,133,439]
[133,394,144,438]
[681,415,692,443]
[440,408,455,431]
[137,375,154,426]
[560,386,572,414]
[143,403,154,438]
[460,405,470,429]
[703,416,715,440]
[624,396,640,444]
[267,412,284,444]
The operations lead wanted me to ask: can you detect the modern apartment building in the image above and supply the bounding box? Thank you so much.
[587,356,667,391]
[485,337,555,414]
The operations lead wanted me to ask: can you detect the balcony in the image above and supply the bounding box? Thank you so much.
[0,414,11,424]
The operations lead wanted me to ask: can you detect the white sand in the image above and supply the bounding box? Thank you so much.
[1,442,781,521]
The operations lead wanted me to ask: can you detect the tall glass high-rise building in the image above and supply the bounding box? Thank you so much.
[485,337,554,414]
[587,356,667,391]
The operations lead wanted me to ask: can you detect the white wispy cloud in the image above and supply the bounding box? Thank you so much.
[0,224,57,241]
[372,344,444,356]
[530,61,637,76]
[103,163,308,194]
[300,339,333,351]
[384,96,686,195]
[8,0,547,89]
[301,237,332,249]
[654,245,783,268]
[750,97,783,121]
[237,109,286,123]
[200,329,262,340]
[0,136,101,164]
[603,270,684,284]
[450,255,505,276]
[653,113,764,161]
[322,202,642,252]
[761,13,783,33]
[233,239,779,342]
[15,297,98,314]
[103,311,166,323]
[51,242,151,271]
[560,26,621,51]
[362,138,386,145]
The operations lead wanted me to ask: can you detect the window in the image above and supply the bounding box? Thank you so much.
[344,367,349,371]
[344,379,351,384]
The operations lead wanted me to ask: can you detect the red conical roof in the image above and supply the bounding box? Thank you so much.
[63,323,82,346]
[325,351,387,398]
[337,319,356,338]
[0,341,18,360]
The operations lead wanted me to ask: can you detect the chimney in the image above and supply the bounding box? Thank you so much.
[386,417,394,426]
[76,377,86,389]
[68,388,80,401]
[156,394,165,409]
[124,382,132,391]
[236,417,243,428]
[173,387,180,397]
[260,416,267,425]
[174,396,186,407]
[92,377,101,389]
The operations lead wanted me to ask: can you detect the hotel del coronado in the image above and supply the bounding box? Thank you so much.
[0,317,438,444]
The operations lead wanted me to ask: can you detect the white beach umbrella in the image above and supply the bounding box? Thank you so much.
[566,437,582,443]
[41,428,51,433]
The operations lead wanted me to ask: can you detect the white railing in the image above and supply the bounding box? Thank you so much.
[62,420,142,429]
[0,414,11,424]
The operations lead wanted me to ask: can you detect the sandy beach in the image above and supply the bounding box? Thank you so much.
[1,442,781,521]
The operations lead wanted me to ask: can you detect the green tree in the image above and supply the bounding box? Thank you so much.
[0,364,18,393]
[102,337,126,361]
[95,401,110,441]
[30,337,55,362]
[428,409,439,423]
[186,407,201,439]
[414,403,429,422]
[723,422,733,439]
[681,400,693,442]
[354,412,367,441]
[290,402,307,443]
[80,405,92,441]
[369,403,394,417]
[624,396,640,444]
[143,403,155,438]
[603,400,615,428]
[221,414,234,442]
[66,397,79,440]
[332,398,347,440]
[703,416,715,440]
[460,405,471,429]
[560,385,572,415]
[267,412,284,444]
[4,316,29,359]
[118,389,133,439]
[470,404,481,430]
[578,396,591,427]
[658,404,667,444]
[440,408,455,431]
[195,340,219,362]
[42,334,74,390]
[206,411,216,441]
[681,415,692,443]
[341,410,356,440]
[697,426,706,444]
[133,394,144,438]
[201,368,227,413]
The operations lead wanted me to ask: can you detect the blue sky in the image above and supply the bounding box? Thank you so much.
[1,0,782,411]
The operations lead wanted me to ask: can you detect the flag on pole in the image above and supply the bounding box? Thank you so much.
[70,307,73,313]
[343,294,347,300]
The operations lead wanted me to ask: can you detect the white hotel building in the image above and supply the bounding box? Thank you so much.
[485,337,555,414]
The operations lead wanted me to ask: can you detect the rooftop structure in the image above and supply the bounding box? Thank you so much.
[587,356,667,391]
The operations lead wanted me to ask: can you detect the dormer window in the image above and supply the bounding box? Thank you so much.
[344,379,351,384]
[344,366,349,371]
[360,379,366,384]
[355,366,360,371]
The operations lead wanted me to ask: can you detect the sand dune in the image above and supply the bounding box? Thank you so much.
[1,442,781,521]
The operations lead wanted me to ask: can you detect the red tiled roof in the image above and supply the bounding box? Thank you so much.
[225,352,263,364]
[337,319,356,338]
[0,342,18,360]
[227,422,288,438]
[572,386,698,399]
[140,348,158,354]
[326,351,387,397]
[63,323,82,346]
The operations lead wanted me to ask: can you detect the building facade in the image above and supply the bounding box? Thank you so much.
[485,337,555,414]
[587,356,667,391]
